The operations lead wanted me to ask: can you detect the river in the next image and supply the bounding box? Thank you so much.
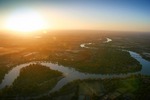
[0,37,150,94]
[0,51,149,93]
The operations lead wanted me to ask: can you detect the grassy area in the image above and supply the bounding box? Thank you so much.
[0,31,149,99]
[0,64,63,97]
[49,47,142,74]
[48,75,150,100]
[0,32,146,77]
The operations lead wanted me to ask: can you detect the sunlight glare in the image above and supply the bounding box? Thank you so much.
[5,10,48,32]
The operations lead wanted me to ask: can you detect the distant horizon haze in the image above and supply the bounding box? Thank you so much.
[0,0,150,33]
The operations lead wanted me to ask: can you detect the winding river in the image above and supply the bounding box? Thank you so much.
[0,38,150,95]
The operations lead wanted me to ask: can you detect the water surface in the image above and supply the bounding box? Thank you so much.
[0,38,150,93]
[0,50,150,92]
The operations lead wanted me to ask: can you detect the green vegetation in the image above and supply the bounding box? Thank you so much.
[0,31,149,99]
[110,34,150,61]
[0,64,63,97]
[0,55,12,83]
[0,66,8,83]
[47,75,150,100]
[0,32,146,77]
[49,47,141,74]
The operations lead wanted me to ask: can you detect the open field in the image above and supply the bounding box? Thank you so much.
[48,75,150,100]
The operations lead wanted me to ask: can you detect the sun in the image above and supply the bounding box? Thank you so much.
[5,10,47,32]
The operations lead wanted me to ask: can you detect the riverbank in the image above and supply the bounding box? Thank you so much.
[48,75,150,100]
[0,50,149,94]
[0,64,63,97]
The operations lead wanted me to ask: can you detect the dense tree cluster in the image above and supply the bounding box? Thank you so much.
[0,64,62,96]
[49,48,142,74]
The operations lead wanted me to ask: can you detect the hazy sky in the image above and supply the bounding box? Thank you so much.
[0,0,150,32]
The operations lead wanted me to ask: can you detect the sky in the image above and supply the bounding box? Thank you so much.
[0,0,150,32]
